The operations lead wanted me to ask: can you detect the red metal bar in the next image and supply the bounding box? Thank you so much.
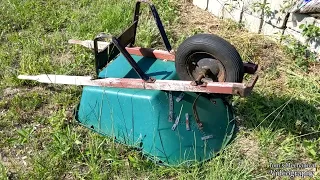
[125,47,175,61]
[94,78,236,94]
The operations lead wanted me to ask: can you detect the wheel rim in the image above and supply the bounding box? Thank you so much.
[186,52,226,82]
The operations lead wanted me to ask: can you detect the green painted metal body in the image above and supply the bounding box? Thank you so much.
[75,54,235,166]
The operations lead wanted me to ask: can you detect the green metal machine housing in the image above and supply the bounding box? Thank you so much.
[75,54,235,166]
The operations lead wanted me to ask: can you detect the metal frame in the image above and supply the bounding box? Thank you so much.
[93,0,172,80]
[131,0,172,51]
[18,41,259,97]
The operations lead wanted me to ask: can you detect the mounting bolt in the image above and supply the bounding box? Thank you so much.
[210,99,216,104]
[190,81,197,86]
[146,77,156,83]
[199,82,207,87]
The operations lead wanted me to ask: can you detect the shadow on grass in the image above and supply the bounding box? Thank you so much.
[235,92,320,139]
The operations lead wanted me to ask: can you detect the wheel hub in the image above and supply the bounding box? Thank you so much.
[187,53,226,82]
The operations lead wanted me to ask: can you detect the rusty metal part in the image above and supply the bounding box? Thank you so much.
[243,62,258,74]
[186,52,227,84]
[191,69,210,86]
[197,58,226,82]
[146,77,156,83]
[232,73,259,97]
[216,61,226,82]
[201,78,214,83]
[126,47,175,61]
[192,93,203,130]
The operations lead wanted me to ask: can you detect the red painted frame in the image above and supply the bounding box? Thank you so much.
[125,47,175,61]
[120,47,258,97]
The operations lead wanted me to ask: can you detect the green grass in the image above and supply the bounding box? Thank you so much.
[1,0,320,179]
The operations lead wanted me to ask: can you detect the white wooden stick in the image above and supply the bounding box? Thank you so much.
[68,39,110,50]
[17,74,243,94]
[18,75,93,86]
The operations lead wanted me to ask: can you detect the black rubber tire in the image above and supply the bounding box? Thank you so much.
[175,34,244,83]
